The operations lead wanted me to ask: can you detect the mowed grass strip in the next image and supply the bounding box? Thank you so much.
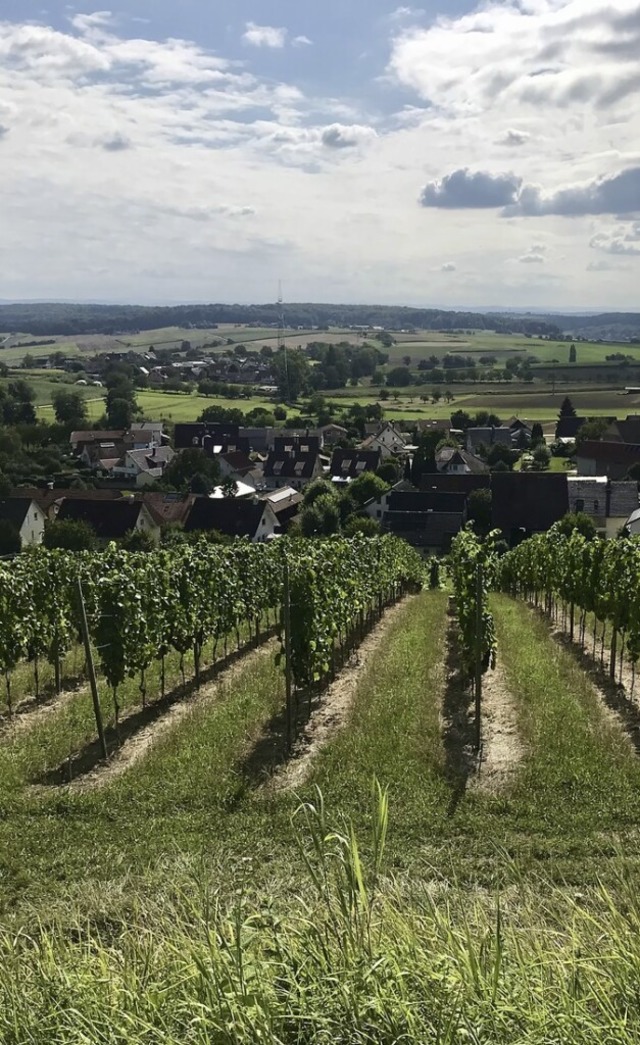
[492,595,640,838]
[306,592,449,847]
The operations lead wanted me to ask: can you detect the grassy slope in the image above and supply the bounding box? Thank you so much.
[5,592,640,1040]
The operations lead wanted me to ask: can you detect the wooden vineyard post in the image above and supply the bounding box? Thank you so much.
[475,563,483,753]
[283,560,294,753]
[77,578,108,761]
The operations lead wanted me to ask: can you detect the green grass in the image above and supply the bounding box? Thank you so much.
[5,591,640,1040]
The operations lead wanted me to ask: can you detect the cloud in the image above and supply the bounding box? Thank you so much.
[292,35,313,47]
[590,229,640,255]
[509,166,640,216]
[102,132,132,152]
[70,11,113,34]
[421,165,640,216]
[389,0,640,114]
[587,259,630,271]
[243,23,287,48]
[500,129,531,147]
[0,124,8,140]
[320,123,377,149]
[420,168,521,208]
[519,252,545,264]
[441,262,456,272]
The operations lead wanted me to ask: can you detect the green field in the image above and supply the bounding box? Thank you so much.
[5,579,640,1040]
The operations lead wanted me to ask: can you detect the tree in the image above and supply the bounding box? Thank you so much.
[376,459,401,484]
[431,388,442,403]
[52,390,88,428]
[569,344,577,363]
[162,448,220,492]
[121,528,155,552]
[349,472,390,506]
[530,445,551,471]
[451,410,472,430]
[343,516,380,537]
[273,405,287,421]
[300,494,340,536]
[386,366,413,387]
[44,519,97,551]
[559,396,576,419]
[402,355,411,367]
[467,488,492,537]
[303,478,336,507]
[555,511,596,541]
[0,520,21,555]
[221,477,239,498]
[487,443,514,470]
[530,422,544,447]
[107,397,135,429]
[272,349,310,401]
[574,417,610,449]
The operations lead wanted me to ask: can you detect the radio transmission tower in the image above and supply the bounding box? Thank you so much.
[277,280,291,402]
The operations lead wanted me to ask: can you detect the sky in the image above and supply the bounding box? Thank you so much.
[0,0,639,310]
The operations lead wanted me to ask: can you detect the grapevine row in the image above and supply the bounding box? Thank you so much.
[501,527,640,681]
[448,526,498,679]
[0,537,425,723]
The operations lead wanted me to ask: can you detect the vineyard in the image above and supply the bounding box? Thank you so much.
[4,530,640,1041]
[0,537,423,774]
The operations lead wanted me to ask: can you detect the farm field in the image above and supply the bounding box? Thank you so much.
[5,563,640,1040]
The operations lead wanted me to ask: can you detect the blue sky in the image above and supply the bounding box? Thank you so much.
[0,0,638,307]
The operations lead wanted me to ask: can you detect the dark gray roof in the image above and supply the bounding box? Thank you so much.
[387,490,467,513]
[0,498,33,529]
[491,473,569,535]
[264,452,321,480]
[184,497,266,538]
[330,448,381,478]
[56,499,147,539]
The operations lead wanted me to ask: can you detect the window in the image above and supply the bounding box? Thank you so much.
[594,499,599,512]
[576,498,584,513]
[377,510,382,518]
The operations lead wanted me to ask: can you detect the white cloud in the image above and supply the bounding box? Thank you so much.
[292,35,313,47]
[441,261,456,271]
[499,129,531,147]
[519,252,546,264]
[389,0,640,115]
[243,23,287,49]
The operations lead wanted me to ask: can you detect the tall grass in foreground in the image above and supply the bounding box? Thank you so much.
[2,786,640,1044]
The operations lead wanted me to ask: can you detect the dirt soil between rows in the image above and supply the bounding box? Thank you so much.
[471,657,524,794]
[264,596,416,794]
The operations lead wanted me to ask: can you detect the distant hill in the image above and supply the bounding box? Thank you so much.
[0,301,565,338]
[534,313,640,341]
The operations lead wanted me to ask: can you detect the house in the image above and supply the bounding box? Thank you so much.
[360,422,408,459]
[273,434,321,454]
[184,497,278,542]
[435,447,489,474]
[417,473,490,494]
[210,480,256,499]
[10,487,127,520]
[318,423,349,445]
[607,481,639,537]
[135,493,196,529]
[626,508,640,535]
[603,416,640,444]
[70,429,125,453]
[567,477,608,529]
[260,486,303,533]
[129,422,167,447]
[218,450,255,481]
[111,446,175,487]
[414,419,452,436]
[555,416,585,441]
[55,499,160,543]
[0,498,45,548]
[381,510,464,553]
[264,451,324,490]
[80,440,127,473]
[465,427,513,454]
[576,441,640,480]
[330,448,381,481]
[491,473,569,544]
[173,423,249,454]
